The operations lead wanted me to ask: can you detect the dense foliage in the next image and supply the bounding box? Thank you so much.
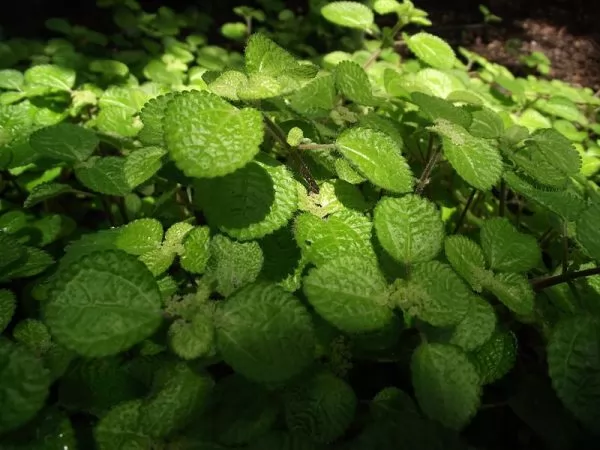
[1,0,600,448]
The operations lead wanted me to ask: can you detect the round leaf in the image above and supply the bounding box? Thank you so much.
[95,400,152,450]
[480,217,540,272]
[216,282,316,383]
[321,1,374,30]
[405,32,457,70]
[44,250,163,357]
[470,329,517,385]
[116,218,163,255]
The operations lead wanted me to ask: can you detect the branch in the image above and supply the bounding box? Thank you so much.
[453,188,478,234]
[531,266,600,292]
[415,134,438,195]
[297,143,337,151]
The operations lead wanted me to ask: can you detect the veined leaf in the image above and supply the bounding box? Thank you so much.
[0,289,16,333]
[116,218,163,255]
[24,182,77,208]
[548,316,600,432]
[411,342,481,429]
[75,156,131,196]
[196,154,297,241]
[123,146,166,188]
[30,123,99,163]
[180,226,211,274]
[411,92,472,128]
[44,250,162,357]
[288,74,337,117]
[470,329,517,385]
[469,107,505,139]
[321,1,375,30]
[163,90,263,178]
[576,201,600,261]
[336,127,414,193]
[444,235,488,291]
[216,282,316,383]
[480,217,541,272]
[284,371,357,443]
[335,60,377,105]
[405,32,457,70]
[303,256,394,333]
[169,314,214,360]
[483,272,534,317]
[24,64,76,91]
[447,295,496,351]
[431,118,503,190]
[0,69,24,90]
[138,92,177,147]
[374,194,444,264]
[95,400,152,450]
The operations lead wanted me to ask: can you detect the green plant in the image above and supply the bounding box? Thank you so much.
[520,50,552,76]
[1,0,600,448]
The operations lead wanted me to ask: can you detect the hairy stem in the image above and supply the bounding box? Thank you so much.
[532,266,600,291]
[453,188,478,234]
[297,143,337,150]
[415,134,437,195]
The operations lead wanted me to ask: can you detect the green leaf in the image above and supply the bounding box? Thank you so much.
[321,1,374,30]
[0,339,50,434]
[44,250,162,357]
[216,282,316,383]
[547,316,600,432]
[24,182,77,208]
[470,329,517,384]
[123,146,166,188]
[0,289,16,333]
[431,119,503,190]
[247,432,318,450]
[446,295,496,351]
[396,261,470,326]
[95,400,152,450]
[284,371,357,443]
[374,194,444,264]
[29,123,99,163]
[138,246,177,277]
[410,92,472,128]
[99,86,149,116]
[116,218,163,255]
[169,314,214,360]
[213,375,278,445]
[13,319,52,354]
[139,363,213,438]
[89,59,129,79]
[195,154,298,241]
[0,69,24,90]
[483,272,534,317]
[288,75,337,117]
[334,61,376,105]
[75,156,131,196]
[480,217,540,272]
[0,232,26,275]
[335,127,414,193]
[1,246,54,281]
[444,235,488,291]
[94,106,142,138]
[245,33,300,78]
[24,64,76,91]
[138,92,177,147]
[576,201,600,261]
[303,256,394,333]
[180,226,211,274]
[163,90,263,178]
[468,107,504,139]
[411,342,481,430]
[208,70,248,101]
[405,32,457,70]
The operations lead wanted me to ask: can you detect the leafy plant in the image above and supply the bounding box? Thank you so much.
[1,0,600,448]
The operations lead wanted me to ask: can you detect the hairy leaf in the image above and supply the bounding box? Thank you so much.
[444,235,488,291]
[321,1,374,30]
[30,123,98,163]
[470,329,517,385]
[480,217,540,272]
[116,218,163,255]
[483,272,535,317]
[405,32,457,70]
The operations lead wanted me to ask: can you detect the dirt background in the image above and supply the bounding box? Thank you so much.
[2,0,600,89]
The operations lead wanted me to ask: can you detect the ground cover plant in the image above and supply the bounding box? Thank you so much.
[1,0,600,448]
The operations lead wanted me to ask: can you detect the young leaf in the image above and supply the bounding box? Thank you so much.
[0,69,24,90]
[547,316,600,433]
[480,217,541,272]
[75,156,131,196]
[138,245,177,277]
[411,342,481,430]
[213,375,279,445]
[446,295,497,351]
[24,182,77,208]
[163,90,263,178]
[321,1,374,31]
[138,92,177,147]
[195,154,298,241]
[405,32,457,70]
[24,64,76,91]
[303,256,394,333]
[206,234,264,297]
[394,261,471,326]
[483,272,535,317]
[13,319,53,354]
[116,218,163,255]
[288,74,337,117]
[374,195,444,264]
[44,250,163,357]
[334,61,376,105]
[576,201,600,261]
[180,226,211,274]
[284,371,357,443]
[29,123,99,163]
[470,329,517,384]
[528,128,581,179]
[94,400,152,450]
[1,246,54,281]
[468,107,504,139]
[336,127,414,193]
[245,33,311,80]
[216,282,316,383]
[444,235,488,291]
[169,313,214,360]
[0,289,16,333]
[431,119,503,191]
[0,339,51,434]
[410,92,472,128]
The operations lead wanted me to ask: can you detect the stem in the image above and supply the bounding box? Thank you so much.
[499,179,506,217]
[263,115,319,193]
[297,143,337,151]
[415,134,437,195]
[532,266,600,292]
[453,189,478,234]
[363,19,404,70]
[561,220,569,275]
[363,48,382,70]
